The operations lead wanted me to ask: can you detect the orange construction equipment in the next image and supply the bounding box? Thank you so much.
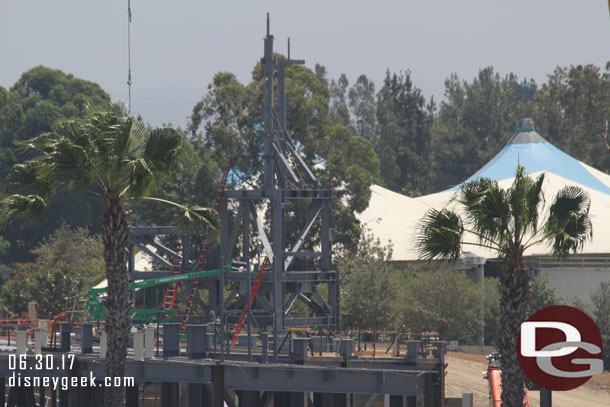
[229,256,270,346]
[485,353,530,407]
[180,161,231,331]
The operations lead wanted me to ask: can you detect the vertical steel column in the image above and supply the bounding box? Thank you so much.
[238,390,261,407]
[188,384,211,407]
[321,193,337,328]
[389,395,406,407]
[219,196,229,361]
[126,385,139,407]
[262,14,274,190]
[272,189,284,361]
[540,388,552,407]
[212,365,225,407]
[243,208,252,362]
[161,383,179,407]
[277,62,287,156]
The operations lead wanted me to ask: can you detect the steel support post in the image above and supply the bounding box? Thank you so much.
[321,195,338,328]
[540,388,552,407]
[161,382,179,407]
[58,389,68,407]
[238,390,261,407]
[126,385,139,407]
[219,197,229,361]
[314,393,348,407]
[290,392,308,407]
[243,208,253,362]
[188,384,211,407]
[272,189,284,362]
[38,384,44,407]
[262,15,274,190]
[212,365,225,407]
[274,391,290,406]
[390,395,407,407]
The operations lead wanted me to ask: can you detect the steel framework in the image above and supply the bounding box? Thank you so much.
[127,16,339,362]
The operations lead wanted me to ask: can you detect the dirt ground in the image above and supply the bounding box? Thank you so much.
[445,351,610,407]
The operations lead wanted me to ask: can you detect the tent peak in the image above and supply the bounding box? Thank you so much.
[508,118,547,144]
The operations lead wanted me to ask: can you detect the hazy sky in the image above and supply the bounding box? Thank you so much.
[2,1,609,128]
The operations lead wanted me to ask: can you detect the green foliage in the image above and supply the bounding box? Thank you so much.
[417,165,592,407]
[0,66,111,265]
[339,232,398,353]
[400,268,481,343]
[417,166,592,261]
[188,58,380,251]
[483,277,501,346]
[430,68,534,191]
[527,276,563,317]
[375,71,434,195]
[590,282,610,370]
[0,225,105,317]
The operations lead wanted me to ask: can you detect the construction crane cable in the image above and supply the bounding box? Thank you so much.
[127,0,133,111]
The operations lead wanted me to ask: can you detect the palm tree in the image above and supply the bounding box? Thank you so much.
[1,105,216,407]
[417,165,592,407]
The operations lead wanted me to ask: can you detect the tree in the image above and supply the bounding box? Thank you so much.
[527,276,562,317]
[590,282,610,370]
[339,232,398,355]
[534,64,610,173]
[0,224,105,317]
[0,66,112,266]
[375,70,434,195]
[189,59,379,251]
[329,74,351,127]
[1,105,215,407]
[348,75,377,143]
[430,68,536,191]
[400,268,480,343]
[417,165,592,407]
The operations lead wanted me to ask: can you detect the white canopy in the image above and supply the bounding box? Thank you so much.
[360,120,610,261]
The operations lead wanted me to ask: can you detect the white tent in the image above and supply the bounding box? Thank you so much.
[360,119,610,261]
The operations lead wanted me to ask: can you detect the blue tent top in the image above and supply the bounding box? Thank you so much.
[451,118,610,195]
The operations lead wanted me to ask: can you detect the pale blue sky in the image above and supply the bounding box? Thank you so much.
[2,1,609,127]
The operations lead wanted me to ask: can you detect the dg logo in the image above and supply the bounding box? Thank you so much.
[517,305,604,391]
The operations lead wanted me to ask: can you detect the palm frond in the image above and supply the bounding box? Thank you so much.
[544,186,592,255]
[4,161,55,196]
[142,197,219,234]
[15,132,57,154]
[143,128,183,175]
[129,119,150,154]
[416,208,464,261]
[121,158,153,198]
[457,178,510,247]
[0,194,48,227]
[173,205,219,235]
[53,138,91,189]
[508,166,545,241]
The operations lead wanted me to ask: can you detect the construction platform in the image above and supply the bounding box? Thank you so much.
[0,327,446,407]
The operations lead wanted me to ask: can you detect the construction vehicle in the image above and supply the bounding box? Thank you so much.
[484,353,530,407]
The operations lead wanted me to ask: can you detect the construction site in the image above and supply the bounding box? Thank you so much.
[0,19,447,407]
[2,7,610,407]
